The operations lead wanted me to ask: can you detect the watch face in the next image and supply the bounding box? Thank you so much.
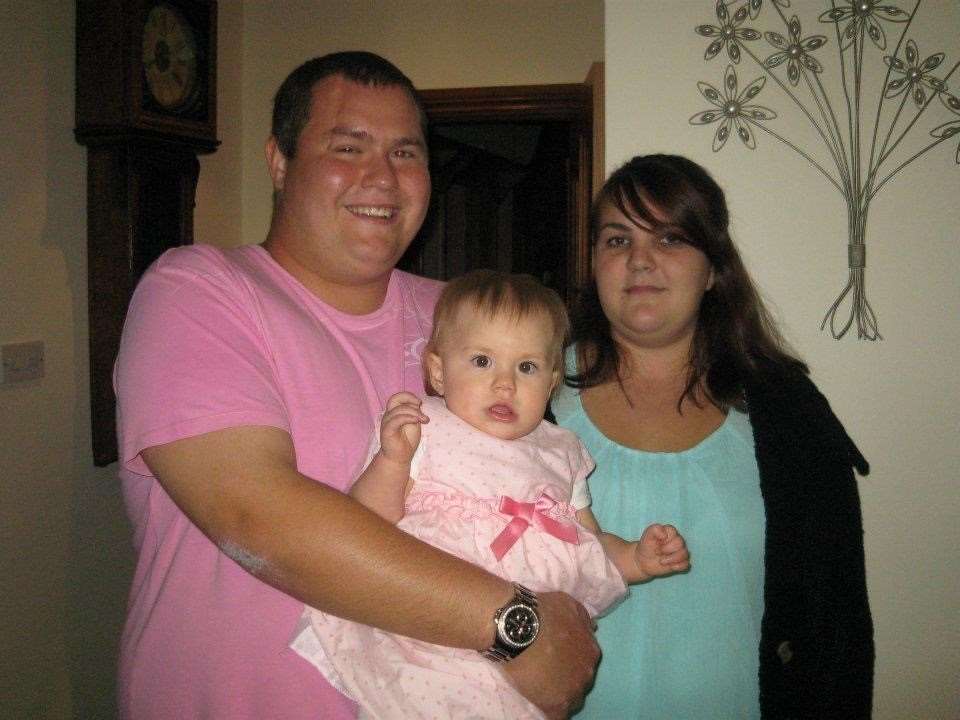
[500,604,540,648]
[142,3,199,112]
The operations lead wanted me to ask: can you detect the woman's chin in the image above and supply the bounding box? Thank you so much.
[616,320,698,350]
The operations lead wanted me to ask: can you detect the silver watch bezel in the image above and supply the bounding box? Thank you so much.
[483,584,540,661]
[495,601,540,649]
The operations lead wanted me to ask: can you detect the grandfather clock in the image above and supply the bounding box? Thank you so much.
[75,0,219,465]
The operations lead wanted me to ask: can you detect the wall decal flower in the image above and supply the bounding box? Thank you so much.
[883,40,947,106]
[930,93,960,164]
[688,0,959,340]
[818,0,909,51]
[690,65,777,150]
[745,0,791,21]
[696,0,762,64]
[764,16,827,86]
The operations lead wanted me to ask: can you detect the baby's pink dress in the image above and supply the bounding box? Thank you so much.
[292,396,627,720]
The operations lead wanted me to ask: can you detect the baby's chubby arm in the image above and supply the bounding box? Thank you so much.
[576,509,690,584]
[349,392,427,524]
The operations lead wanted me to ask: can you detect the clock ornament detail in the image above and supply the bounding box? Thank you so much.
[75,0,219,465]
[142,3,200,113]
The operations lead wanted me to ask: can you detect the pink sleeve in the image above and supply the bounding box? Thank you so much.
[115,250,288,475]
[569,438,596,510]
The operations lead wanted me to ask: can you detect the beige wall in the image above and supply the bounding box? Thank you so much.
[9,1,957,716]
[1,1,600,716]
[194,0,245,248]
[606,1,960,718]
[239,0,604,245]
[2,2,98,717]
[0,1,244,717]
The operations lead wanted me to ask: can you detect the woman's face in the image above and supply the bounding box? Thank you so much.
[592,200,715,351]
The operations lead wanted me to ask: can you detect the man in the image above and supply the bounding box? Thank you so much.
[114,52,597,719]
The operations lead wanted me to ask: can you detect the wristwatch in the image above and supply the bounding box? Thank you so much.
[482,584,541,662]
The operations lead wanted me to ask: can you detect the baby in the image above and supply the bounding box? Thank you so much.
[293,270,689,719]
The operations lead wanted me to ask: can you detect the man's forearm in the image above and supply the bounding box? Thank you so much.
[264,473,512,649]
[143,425,511,651]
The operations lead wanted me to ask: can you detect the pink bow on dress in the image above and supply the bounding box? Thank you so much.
[489,492,580,561]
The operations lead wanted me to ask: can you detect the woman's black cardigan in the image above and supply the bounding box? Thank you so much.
[745,363,873,719]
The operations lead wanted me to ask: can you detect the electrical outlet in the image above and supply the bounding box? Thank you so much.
[2,341,45,384]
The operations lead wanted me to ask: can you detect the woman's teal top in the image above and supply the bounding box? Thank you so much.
[553,349,765,720]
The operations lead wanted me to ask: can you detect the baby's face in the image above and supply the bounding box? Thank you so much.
[427,306,559,441]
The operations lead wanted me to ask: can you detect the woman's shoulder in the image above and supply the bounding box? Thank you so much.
[744,361,868,475]
[747,355,810,387]
[744,360,836,421]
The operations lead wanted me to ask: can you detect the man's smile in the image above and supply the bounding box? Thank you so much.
[346,204,397,220]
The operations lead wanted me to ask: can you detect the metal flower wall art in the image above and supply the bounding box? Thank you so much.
[690,0,960,340]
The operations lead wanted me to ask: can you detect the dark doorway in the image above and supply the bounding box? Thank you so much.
[398,84,593,306]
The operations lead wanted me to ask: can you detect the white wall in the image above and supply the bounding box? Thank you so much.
[606,2,960,718]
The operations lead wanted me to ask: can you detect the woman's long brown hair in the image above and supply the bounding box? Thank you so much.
[566,154,805,411]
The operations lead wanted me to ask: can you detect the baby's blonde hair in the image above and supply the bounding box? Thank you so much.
[425,269,570,396]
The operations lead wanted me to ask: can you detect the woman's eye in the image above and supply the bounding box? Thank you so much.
[603,235,629,249]
[518,361,538,375]
[470,355,490,368]
[659,233,684,246]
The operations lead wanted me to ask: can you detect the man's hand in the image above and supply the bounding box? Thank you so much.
[501,591,600,719]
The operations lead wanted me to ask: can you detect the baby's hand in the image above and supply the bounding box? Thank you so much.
[379,392,428,466]
[635,523,690,580]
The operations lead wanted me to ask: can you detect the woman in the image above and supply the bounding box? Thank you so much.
[552,155,873,719]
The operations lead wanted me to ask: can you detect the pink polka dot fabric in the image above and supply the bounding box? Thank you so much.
[293,397,626,719]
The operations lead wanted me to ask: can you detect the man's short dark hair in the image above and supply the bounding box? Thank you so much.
[271,51,427,159]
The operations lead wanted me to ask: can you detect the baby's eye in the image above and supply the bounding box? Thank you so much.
[518,361,538,375]
[470,354,491,368]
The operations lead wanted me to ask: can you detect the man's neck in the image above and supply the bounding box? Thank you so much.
[262,235,391,315]
[312,277,392,316]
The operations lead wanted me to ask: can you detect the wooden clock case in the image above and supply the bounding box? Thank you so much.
[75,0,219,465]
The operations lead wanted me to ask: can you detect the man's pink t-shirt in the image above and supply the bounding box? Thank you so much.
[114,244,442,719]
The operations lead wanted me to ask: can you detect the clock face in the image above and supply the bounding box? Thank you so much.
[142,3,199,112]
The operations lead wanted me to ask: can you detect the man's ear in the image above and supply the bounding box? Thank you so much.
[426,353,444,395]
[265,136,288,192]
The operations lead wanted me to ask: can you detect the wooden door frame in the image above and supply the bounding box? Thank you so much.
[419,79,597,295]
